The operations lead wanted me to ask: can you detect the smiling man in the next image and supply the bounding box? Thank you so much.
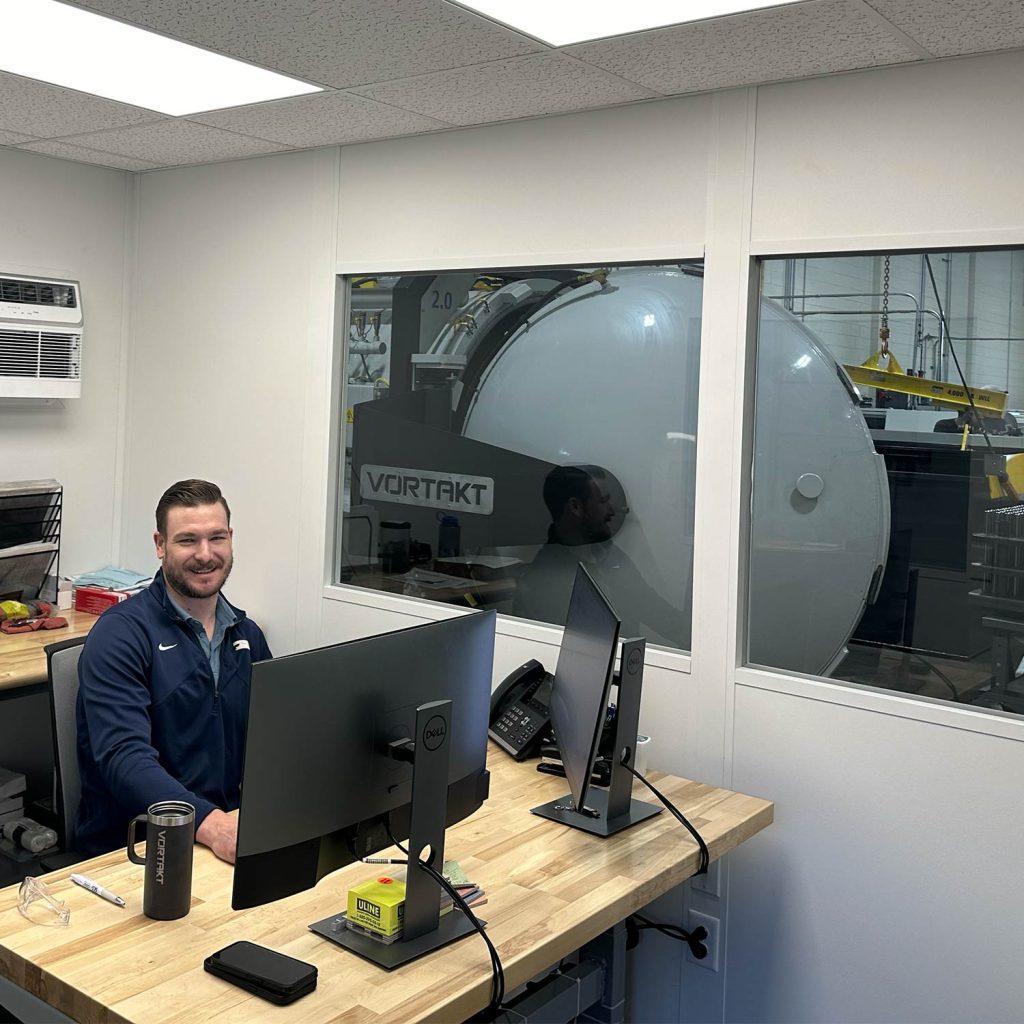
[75,480,272,860]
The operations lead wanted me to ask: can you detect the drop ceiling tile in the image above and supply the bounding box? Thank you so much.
[16,139,160,171]
[351,53,654,126]
[565,0,921,95]
[190,90,452,147]
[0,130,36,145]
[0,71,159,138]
[66,0,545,89]
[59,120,291,167]
[866,0,1024,57]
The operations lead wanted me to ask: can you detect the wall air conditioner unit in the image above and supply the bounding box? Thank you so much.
[0,274,82,399]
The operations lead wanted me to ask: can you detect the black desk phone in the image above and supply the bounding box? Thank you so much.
[488,659,552,760]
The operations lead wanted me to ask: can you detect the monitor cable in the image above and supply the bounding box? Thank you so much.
[619,752,710,875]
[625,912,709,961]
[381,819,506,1018]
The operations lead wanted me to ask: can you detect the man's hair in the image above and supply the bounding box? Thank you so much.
[155,479,231,536]
[542,465,605,521]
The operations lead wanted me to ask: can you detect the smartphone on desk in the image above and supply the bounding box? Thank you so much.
[204,940,317,1005]
[488,658,553,760]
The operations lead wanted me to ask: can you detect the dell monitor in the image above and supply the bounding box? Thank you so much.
[531,564,661,836]
[232,610,496,967]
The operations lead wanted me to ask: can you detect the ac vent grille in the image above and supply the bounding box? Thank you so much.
[0,328,81,380]
[0,278,77,308]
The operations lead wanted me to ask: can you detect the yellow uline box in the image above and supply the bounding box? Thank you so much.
[346,876,407,936]
[346,872,454,937]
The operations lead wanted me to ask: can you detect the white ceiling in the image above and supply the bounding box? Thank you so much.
[1,0,1022,171]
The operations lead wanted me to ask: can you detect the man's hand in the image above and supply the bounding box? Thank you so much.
[195,809,238,864]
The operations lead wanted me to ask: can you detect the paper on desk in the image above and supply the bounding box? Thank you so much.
[73,566,151,590]
[398,568,471,589]
[434,555,521,570]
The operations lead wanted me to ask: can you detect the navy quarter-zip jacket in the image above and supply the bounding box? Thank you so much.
[75,571,272,855]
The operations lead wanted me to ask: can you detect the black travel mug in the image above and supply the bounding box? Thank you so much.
[127,800,195,920]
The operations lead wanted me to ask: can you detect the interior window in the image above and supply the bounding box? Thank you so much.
[334,263,703,653]
[748,250,1024,715]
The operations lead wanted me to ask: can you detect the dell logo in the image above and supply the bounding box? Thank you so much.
[423,716,447,751]
[626,649,643,675]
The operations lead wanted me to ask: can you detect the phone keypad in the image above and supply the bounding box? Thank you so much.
[490,702,543,756]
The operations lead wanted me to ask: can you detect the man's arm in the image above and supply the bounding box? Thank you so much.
[195,809,237,863]
[195,623,272,865]
[78,616,222,848]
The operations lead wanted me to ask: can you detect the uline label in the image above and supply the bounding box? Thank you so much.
[356,897,381,919]
[360,464,494,515]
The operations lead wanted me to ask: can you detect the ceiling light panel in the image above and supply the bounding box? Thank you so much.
[0,0,322,116]
[451,0,804,45]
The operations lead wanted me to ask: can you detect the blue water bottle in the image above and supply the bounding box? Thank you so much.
[437,514,461,558]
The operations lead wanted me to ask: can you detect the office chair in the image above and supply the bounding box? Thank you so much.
[42,636,87,868]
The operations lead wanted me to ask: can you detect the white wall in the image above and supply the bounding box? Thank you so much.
[0,146,132,576]
[335,97,710,274]
[115,47,1024,1024]
[726,50,1024,1024]
[729,679,1024,1024]
[119,147,339,652]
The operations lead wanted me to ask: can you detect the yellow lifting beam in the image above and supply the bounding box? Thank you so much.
[842,350,1008,415]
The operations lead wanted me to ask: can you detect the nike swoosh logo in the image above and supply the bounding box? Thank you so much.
[158,643,178,652]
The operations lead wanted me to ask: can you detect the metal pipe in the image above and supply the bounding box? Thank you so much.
[917,255,927,368]
[764,290,921,316]
[783,259,797,313]
[784,308,943,327]
[947,336,1024,342]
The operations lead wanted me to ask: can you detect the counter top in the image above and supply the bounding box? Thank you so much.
[0,607,99,693]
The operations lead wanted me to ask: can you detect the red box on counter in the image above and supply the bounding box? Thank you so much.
[73,586,130,615]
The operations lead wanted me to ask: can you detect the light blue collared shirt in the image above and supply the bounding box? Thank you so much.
[165,591,239,689]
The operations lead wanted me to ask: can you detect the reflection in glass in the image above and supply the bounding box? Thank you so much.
[336,264,701,652]
[749,251,1024,717]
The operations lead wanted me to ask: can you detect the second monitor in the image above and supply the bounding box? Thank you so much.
[531,563,661,836]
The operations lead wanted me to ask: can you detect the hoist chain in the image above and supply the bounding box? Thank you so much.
[879,255,891,354]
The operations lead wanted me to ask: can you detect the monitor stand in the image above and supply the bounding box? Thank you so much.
[309,700,482,970]
[532,637,662,837]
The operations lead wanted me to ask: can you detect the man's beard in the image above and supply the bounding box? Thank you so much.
[163,555,233,600]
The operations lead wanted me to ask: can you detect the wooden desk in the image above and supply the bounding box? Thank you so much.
[0,750,773,1023]
[0,608,99,696]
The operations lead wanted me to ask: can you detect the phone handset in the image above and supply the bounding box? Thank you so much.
[488,659,552,761]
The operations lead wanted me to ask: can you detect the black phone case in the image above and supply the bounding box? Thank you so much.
[204,940,317,1005]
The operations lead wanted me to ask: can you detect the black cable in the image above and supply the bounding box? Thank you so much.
[418,859,505,1016]
[384,819,505,1017]
[923,256,1008,465]
[620,756,709,874]
[925,253,1017,501]
[628,912,708,960]
[908,652,961,702]
[383,819,408,855]
[452,271,607,431]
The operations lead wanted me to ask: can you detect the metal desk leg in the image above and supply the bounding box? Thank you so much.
[579,922,627,1024]
[991,631,1013,689]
